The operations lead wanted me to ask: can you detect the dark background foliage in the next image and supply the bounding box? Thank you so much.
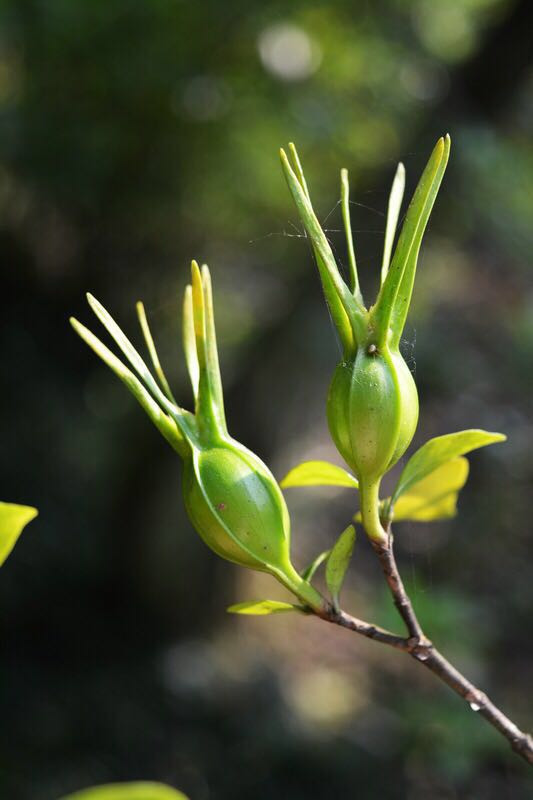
[1,1,532,798]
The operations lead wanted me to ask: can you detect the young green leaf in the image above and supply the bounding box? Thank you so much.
[281,460,359,489]
[227,600,304,615]
[301,549,331,582]
[390,457,469,522]
[392,429,506,504]
[0,502,38,567]
[59,783,189,800]
[325,524,356,610]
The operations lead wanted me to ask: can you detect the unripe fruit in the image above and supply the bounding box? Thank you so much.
[281,137,449,488]
[71,261,323,611]
[281,136,449,540]
[327,345,419,482]
[183,441,292,574]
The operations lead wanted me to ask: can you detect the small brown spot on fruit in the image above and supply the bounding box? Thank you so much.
[217,502,226,511]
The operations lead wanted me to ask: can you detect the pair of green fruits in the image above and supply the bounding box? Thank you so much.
[71,136,504,614]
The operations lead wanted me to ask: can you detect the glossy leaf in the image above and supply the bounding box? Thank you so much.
[281,460,359,490]
[392,429,506,504]
[227,600,303,615]
[325,524,356,610]
[0,502,38,567]
[391,457,469,521]
[59,783,189,800]
[301,549,331,582]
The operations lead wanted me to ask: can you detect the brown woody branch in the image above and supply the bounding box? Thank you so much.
[316,606,410,652]
[313,527,533,765]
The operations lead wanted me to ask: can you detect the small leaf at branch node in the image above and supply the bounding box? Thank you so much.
[227,600,304,616]
[301,549,331,582]
[392,429,506,504]
[326,524,356,610]
[281,460,359,489]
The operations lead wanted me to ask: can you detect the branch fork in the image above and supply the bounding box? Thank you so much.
[313,526,533,765]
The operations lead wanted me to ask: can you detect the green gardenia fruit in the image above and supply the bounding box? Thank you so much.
[70,261,323,611]
[280,137,450,486]
[327,345,419,483]
[182,442,291,572]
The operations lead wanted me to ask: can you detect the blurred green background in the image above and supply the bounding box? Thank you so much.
[1,1,532,797]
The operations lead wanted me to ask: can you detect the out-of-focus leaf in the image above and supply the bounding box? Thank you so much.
[281,460,358,489]
[391,457,469,521]
[227,600,303,615]
[0,502,38,567]
[58,782,189,799]
[392,429,506,504]
[325,525,356,609]
[301,549,331,582]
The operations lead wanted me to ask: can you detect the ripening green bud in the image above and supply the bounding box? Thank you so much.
[281,137,450,538]
[70,261,323,611]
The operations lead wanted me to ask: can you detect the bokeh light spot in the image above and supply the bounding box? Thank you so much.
[258,23,322,82]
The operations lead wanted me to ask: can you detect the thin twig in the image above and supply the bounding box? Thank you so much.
[352,529,533,765]
[304,522,532,763]
[417,645,533,763]
[371,530,424,642]
[316,606,410,652]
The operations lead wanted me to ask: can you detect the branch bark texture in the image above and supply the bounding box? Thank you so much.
[316,529,533,765]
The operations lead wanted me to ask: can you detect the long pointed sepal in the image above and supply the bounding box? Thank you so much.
[84,295,196,444]
[182,284,199,400]
[340,168,363,304]
[381,162,405,284]
[372,135,450,349]
[70,317,187,456]
[136,301,178,405]
[190,260,227,436]
[87,293,176,415]
[280,145,366,354]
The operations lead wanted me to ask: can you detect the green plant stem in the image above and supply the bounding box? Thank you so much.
[359,479,388,543]
[277,565,326,613]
